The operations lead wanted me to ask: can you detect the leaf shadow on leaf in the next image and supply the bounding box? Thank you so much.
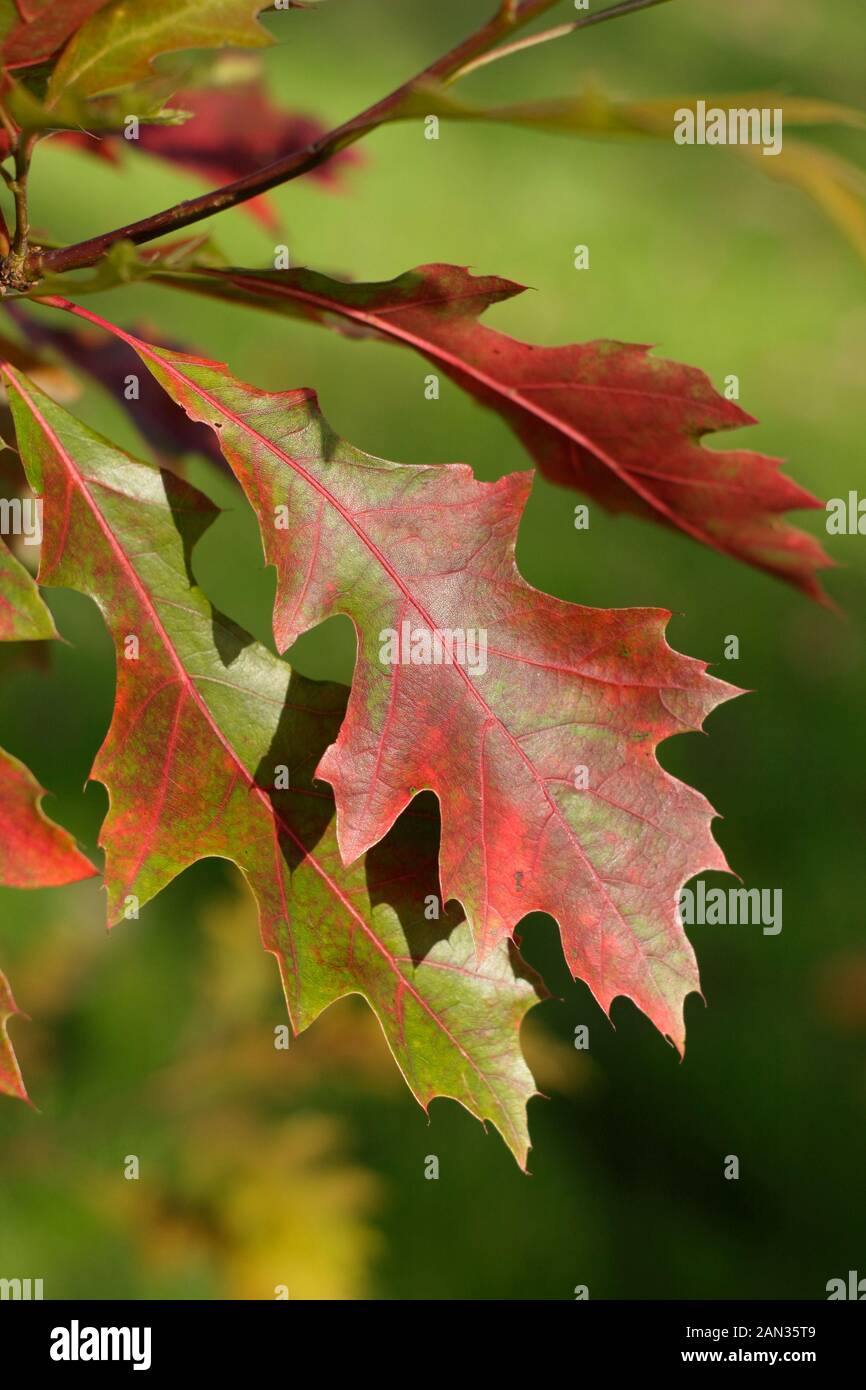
[365,790,463,966]
[247,655,473,971]
[254,664,341,878]
[164,468,222,585]
[365,794,543,991]
[208,602,258,670]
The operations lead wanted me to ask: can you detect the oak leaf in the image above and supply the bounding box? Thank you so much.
[1,2,112,71]
[79,309,745,1051]
[0,539,57,641]
[0,497,94,1100]
[0,752,95,1100]
[5,365,542,1162]
[47,0,273,102]
[0,745,93,892]
[0,968,28,1102]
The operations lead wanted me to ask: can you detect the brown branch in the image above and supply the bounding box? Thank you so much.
[0,98,35,289]
[32,0,669,281]
[11,138,34,257]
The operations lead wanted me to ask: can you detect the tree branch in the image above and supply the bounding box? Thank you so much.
[0,100,35,289]
[31,0,669,281]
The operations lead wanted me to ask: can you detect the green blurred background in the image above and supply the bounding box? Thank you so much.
[1,0,864,1299]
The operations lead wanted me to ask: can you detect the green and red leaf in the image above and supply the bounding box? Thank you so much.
[0,967,28,1101]
[2,2,113,71]
[66,306,745,1052]
[46,0,274,102]
[0,539,57,641]
[0,745,93,890]
[5,366,542,1162]
[0,747,95,1102]
[0,511,92,1101]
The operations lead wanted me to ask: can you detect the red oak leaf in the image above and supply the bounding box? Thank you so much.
[0,968,29,1102]
[1,1,112,71]
[0,749,95,1101]
[4,366,542,1159]
[169,262,832,599]
[60,301,744,1050]
[0,539,58,641]
[0,746,94,890]
[0,455,95,1101]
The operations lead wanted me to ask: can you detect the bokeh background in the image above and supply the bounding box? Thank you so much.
[1,0,864,1299]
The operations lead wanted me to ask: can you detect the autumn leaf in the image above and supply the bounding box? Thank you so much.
[0,741,96,1102]
[5,366,543,1163]
[0,491,94,1099]
[156,261,832,599]
[738,138,866,267]
[65,305,746,1052]
[0,759,93,1102]
[0,69,187,169]
[47,0,273,103]
[0,435,58,650]
[0,968,28,1101]
[0,540,57,640]
[4,75,188,136]
[2,1,114,70]
[0,405,58,647]
[0,2,16,46]
[0,745,93,891]
[410,83,865,143]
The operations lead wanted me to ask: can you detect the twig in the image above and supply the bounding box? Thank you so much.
[455,0,673,81]
[10,138,33,257]
[0,98,35,289]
